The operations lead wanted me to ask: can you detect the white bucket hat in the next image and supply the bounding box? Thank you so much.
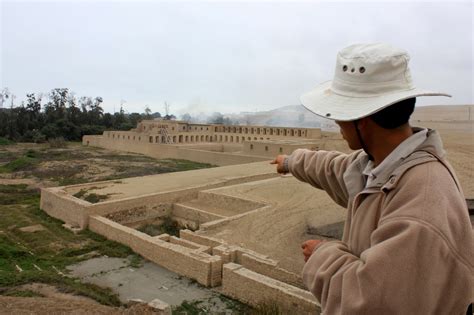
[300,43,451,121]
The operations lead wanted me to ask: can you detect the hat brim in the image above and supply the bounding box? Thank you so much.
[300,81,451,121]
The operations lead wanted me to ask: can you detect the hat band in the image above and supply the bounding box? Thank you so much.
[331,78,415,97]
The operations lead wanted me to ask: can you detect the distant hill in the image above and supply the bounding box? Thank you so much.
[223,104,474,131]
[231,105,337,130]
[412,105,474,122]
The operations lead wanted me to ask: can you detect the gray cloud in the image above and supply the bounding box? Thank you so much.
[1,1,472,115]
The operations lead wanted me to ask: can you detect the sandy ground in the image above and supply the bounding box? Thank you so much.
[64,160,278,200]
[0,296,157,315]
[198,177,346,273]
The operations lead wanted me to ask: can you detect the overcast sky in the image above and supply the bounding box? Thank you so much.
[1,0,472,116]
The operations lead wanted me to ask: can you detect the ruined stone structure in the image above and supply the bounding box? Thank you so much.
[41,120,345,313]
[109,119,322,144]
[41,116,474,312]
[82,119,325,165]
[41,162,343,314]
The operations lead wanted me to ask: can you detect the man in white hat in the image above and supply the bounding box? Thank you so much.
[271,43,473,314]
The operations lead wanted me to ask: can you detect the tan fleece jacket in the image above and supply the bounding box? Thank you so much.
[288,129,473,314]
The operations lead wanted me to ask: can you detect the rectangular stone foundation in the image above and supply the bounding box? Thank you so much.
[89,215,222,286]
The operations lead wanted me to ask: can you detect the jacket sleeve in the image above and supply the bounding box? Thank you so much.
[288,149,362,208]
[302,219,471,314]
[302,162,473,314]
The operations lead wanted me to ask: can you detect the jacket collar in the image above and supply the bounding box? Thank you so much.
[343,128,446,198]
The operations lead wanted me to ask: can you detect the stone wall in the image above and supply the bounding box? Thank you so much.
[40,187,90,229]
[242,140,320,158]
[89,215,222,287]
[222,263,320,314]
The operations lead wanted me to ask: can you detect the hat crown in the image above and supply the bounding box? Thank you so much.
[332,43,414,97]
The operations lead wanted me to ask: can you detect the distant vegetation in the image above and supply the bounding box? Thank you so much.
[0,88,174,143]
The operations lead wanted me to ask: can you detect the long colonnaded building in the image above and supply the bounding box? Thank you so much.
[83,119,325,165]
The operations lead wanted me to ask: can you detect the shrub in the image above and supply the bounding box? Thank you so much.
[48,137,67,148]
[0,137,14,145]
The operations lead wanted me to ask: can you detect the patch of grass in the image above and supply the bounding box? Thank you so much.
[2,289,45,298]
[72,189,87,199]
[0,137,14,145]
[0,184,38,205]
[84,193,110,204]
[0,183,133,306]
[137,217,181,237]
[137,224,162,237]
[72,187,111,204]
[58,177,88,186]
[165,159,215,172]
[161,217,181,236]
[0,156,37,173]
[25,149,39,158]
[172,296,251,315]
[128,254,143,269]
[98,154,159,163]
[173,300,205,315]
[218,295,251,314]
[48,137,67,148]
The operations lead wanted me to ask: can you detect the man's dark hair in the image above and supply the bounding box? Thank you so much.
[369,98,416,129]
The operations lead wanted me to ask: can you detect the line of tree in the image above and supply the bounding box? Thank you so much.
[0,88,173,142]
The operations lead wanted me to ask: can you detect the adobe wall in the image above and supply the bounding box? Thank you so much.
[89,215,222,287]
[40,153,330,312]
[86,215,321,312]
[40,187,91,229]
[222,263,319,314]
[242,140,320,158]
[180,230,303,288]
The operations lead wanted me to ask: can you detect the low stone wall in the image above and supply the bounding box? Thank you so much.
[83,135,267,166]
[180,231,304,288]
[89,215,222,287]
[172,203,225,230]
[40,188,90,229]
[222,263,320,314]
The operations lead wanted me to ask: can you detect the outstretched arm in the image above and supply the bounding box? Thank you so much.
[272,149,363,207]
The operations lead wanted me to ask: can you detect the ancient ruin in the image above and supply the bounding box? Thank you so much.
[40,117,474,313]
[40,119,353,314]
